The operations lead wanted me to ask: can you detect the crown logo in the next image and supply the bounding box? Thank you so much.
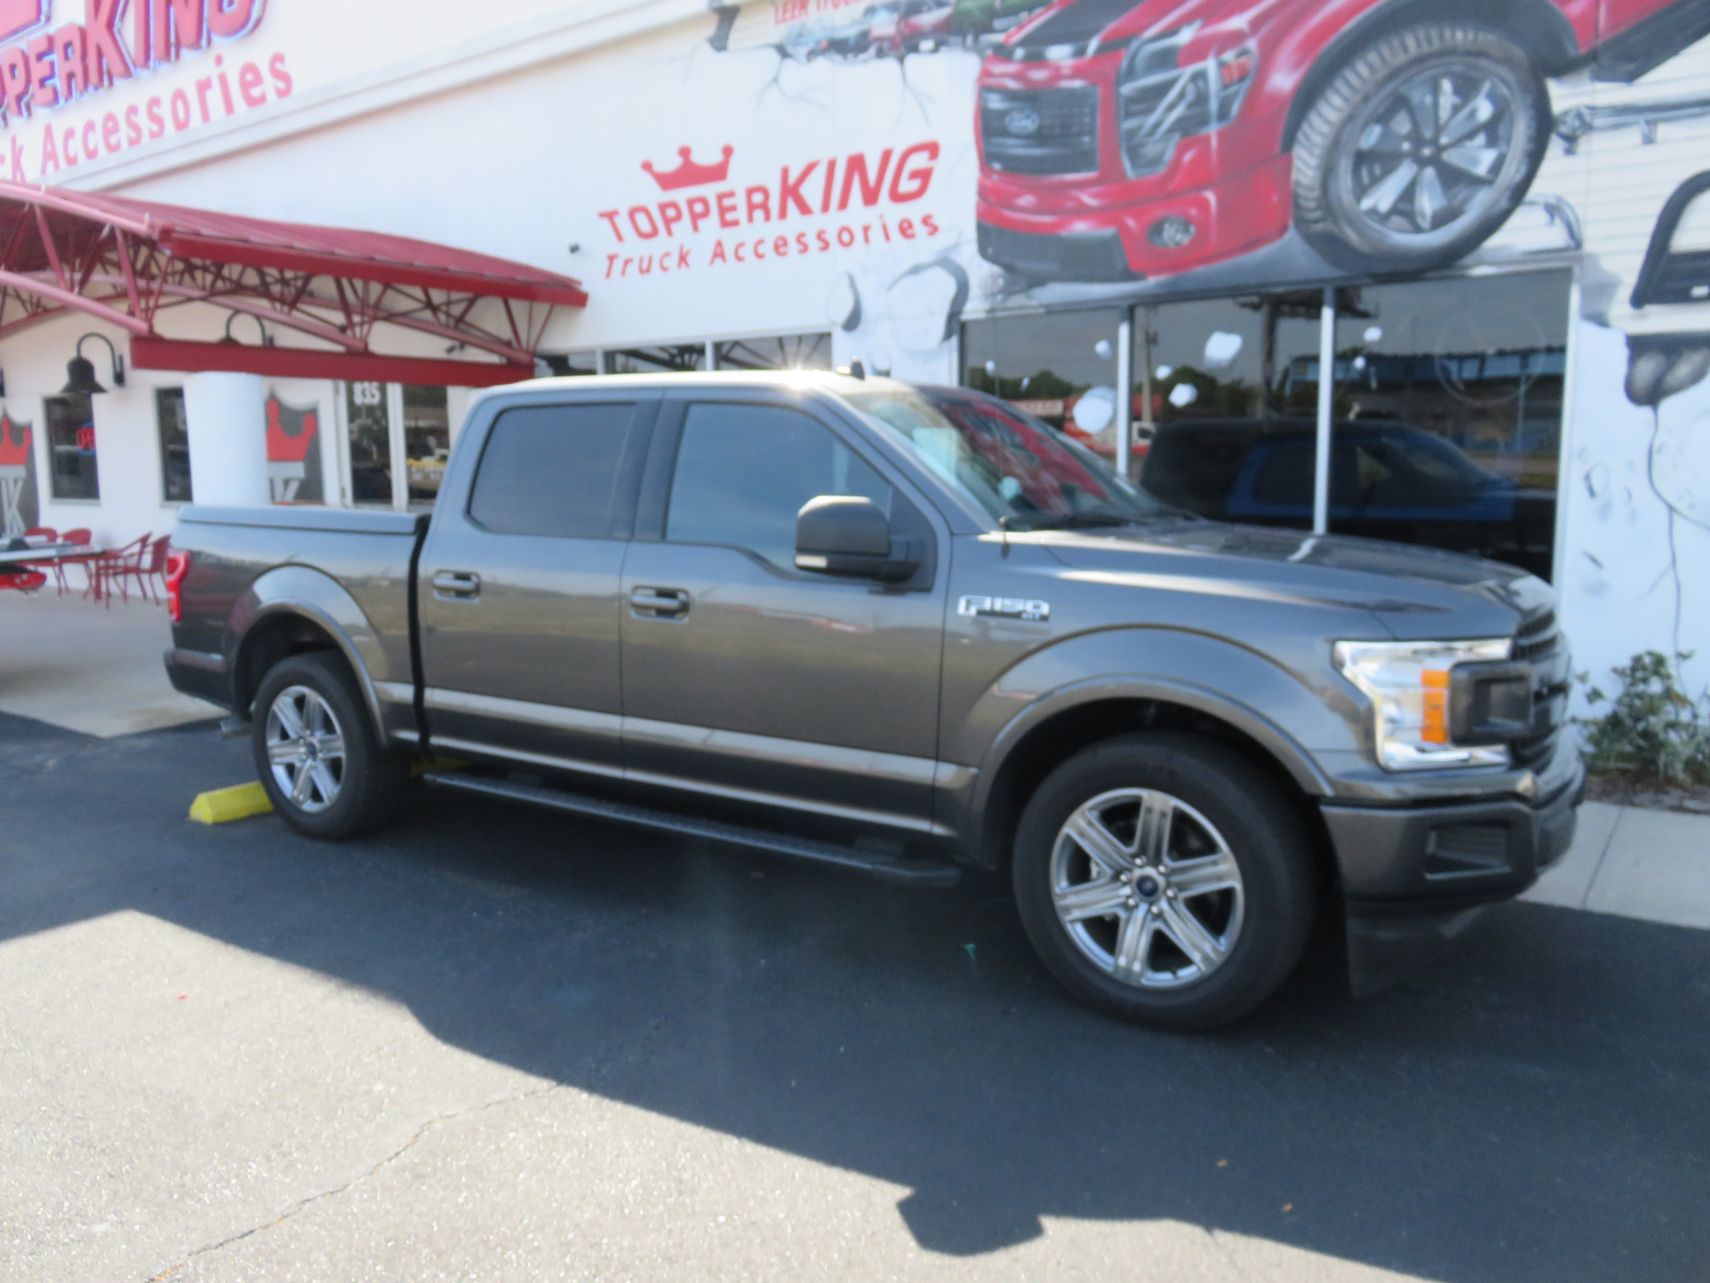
[266,395,318,465]
[642,144,734,192]
[0,414,31,470]
[0,1,49,46]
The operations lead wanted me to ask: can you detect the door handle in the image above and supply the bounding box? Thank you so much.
[630,587,690,618]
[432,570,481,601]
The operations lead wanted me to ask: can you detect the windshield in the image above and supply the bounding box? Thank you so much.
[848,387,1179,531]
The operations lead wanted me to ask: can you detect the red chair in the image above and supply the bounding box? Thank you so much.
[123,535,173,605]
[89,532,151,608]
[46,527,94,597]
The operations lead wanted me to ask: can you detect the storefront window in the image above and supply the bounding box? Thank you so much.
[46,393,98,501]
[963,309,1124,448]
[157,388,192,504]
[541,352,600,377]
[403,385,450,510]
[608,345,707,373]
[344,380,392,506]
[1327,272,1570,579]
[1117,275,1568,574]
[1131,292,1325,529]
[714,333,832,370]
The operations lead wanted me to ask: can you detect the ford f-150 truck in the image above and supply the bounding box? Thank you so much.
[164,372,1581,1029]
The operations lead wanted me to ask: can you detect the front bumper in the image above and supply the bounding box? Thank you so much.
[974,147,1293,282]
[1322,762,1586,995]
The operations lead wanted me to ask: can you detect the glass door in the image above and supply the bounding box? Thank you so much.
[344,380,393,508]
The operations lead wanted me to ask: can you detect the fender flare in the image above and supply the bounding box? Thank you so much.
[954,630,1355,868]
[227,565,391,732]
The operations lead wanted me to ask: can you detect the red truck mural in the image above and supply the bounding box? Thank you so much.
[976,0,1709,283]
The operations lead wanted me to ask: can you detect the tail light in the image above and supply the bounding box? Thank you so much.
[165,548,190,623]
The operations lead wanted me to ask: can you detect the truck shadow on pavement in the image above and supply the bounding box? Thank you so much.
[4,713,1709,1281]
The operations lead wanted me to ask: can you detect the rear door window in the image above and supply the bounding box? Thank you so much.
[468,402,637,539]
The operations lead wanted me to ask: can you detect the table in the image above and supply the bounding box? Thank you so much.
[0,542,111,596]
[2,542,64,564]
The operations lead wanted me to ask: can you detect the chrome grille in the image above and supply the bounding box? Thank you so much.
[980,86,1100,176]
[1513,610,1559,663]
[1512,609,1567,768]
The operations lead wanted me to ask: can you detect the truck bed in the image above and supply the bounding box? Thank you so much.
[166,505,427,727]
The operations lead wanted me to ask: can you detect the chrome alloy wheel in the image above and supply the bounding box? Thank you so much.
[264,685,347,815]
[1049,788,1245,990]
[1338,62,1522,249]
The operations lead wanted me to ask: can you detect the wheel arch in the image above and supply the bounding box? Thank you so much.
[962,680,1337,880]
[1280,0,1576,149]
[228,566,389,732]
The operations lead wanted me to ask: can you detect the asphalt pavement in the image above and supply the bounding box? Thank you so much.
[2,711,1707,1282]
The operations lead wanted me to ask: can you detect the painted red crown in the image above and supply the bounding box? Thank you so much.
[642,144,734,192]
[0,414,30,468]
[0,0,48,45]
[266,396,318,464]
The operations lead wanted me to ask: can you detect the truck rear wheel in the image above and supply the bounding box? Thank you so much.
[251,651,407,841]
[1012,733,1315,1029]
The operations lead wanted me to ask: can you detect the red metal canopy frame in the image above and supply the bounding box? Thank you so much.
[0,182,589,387]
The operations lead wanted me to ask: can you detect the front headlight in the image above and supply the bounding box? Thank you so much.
[1334,638,1514,772]
[1117,25,1256,177]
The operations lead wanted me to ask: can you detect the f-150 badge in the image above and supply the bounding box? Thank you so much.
[959,595,1050,623]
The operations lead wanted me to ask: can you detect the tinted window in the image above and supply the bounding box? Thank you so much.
[468,403,635,538]
[46,393,98,501]
[1141,425,1256,515]
[156,387,191,504]
[666,403,891,568]
[1252,441,1314,507]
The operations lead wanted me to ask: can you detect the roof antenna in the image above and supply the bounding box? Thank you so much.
[998,514,1012,558]
[847,358,866,380]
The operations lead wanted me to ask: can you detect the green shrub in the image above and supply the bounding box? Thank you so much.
[1578,651,1710,786]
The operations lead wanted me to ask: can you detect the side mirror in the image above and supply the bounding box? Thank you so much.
[795,495,918,583]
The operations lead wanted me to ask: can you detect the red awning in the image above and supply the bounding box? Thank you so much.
[0,181,588,386]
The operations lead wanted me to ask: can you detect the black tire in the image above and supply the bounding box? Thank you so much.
[1012,733,1316,1030]
[1291,23,1551,275]
[251,651,407,841]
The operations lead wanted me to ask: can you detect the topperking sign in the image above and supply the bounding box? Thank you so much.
[0,0,290,179]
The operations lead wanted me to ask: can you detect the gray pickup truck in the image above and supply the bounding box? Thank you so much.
[165,372,1581,1028]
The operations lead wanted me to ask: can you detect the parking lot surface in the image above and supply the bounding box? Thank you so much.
[2,711,1707,1282]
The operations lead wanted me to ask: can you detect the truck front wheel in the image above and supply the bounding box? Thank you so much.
[1012,733,1315,1029]
[1291,23,1551,275]
[251,651,407,841]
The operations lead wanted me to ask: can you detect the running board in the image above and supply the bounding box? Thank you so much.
[421,771,961,889]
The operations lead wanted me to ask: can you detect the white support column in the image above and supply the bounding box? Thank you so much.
[1116,308,1135,483]
[1313,288,1335,535]
[184,372,269,507]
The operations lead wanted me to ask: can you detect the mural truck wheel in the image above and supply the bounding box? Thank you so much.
[1292,23,1551,275]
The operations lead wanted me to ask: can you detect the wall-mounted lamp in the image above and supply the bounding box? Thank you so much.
[222,313,274,347]
[63,333,125,396]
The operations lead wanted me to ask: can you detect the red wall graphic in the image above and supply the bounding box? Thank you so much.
[0,411,37,537]
[265,392,323,504]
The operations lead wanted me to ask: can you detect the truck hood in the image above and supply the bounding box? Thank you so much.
[1037,520,1552,638]
[1012,0,1261,50]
